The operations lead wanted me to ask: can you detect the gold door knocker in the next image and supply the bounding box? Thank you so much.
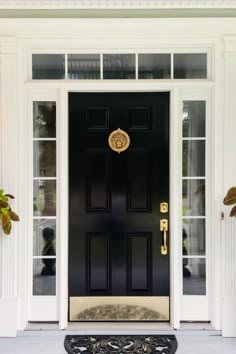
[108,128,130,154]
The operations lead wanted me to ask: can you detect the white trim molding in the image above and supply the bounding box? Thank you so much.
[0,37,19,337]
[0,38,17,57]
[224,36,236,54]
[0,0,236,9]
[221,35,236,337]
[0,298,17,336]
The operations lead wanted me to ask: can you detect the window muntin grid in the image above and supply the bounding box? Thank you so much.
[31,53,208,80]
[182,100,206,296]
[33,101,57,296]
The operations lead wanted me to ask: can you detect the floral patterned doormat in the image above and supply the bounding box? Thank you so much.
[64,335,178,354]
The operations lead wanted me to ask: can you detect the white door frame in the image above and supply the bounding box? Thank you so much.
[54,82,213,329]
[13,24,222,331]
[58,85,180,328]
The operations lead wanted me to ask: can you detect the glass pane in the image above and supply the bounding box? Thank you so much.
[33,180,56,216]
[182,219,205,256]
[183,258,206,295]
[33,258,56,295]
[174,53,207,79]
[183,101,206,137]
[68,54,100,79]
[32,54,65,79]
[183,141,205,177]
[183,179,205,216]
[33,101,56,138]
[33,219,56,257]
[103,54,135,79]
[33,141,56,177]
[138,54,171,79]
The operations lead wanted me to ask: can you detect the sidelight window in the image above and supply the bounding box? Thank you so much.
[182,100,206,296]
[33,101,57,296]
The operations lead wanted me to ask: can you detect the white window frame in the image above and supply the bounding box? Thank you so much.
[179,88,212,321]
[29,48,212,82]
[28,89,59,321]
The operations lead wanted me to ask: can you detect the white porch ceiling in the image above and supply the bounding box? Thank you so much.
[0,0,236,9]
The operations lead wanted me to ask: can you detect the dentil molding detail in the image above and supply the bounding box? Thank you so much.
[0,0,236,9]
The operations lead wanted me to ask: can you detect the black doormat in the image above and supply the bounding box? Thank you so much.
[64,335,178,354]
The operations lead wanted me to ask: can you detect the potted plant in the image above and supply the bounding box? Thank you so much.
[223,186,236,216]
[0,189,20,235]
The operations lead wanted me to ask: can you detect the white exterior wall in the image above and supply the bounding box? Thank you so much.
[0,17,235,336]
[0,38,20,337]
[221,38,236,337]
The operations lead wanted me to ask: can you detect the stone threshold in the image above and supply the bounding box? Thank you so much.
[21,322,221,337]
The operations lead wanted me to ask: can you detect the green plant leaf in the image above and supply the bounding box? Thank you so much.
[9,211,20,221]
[1,207,9,215]
[1,214,9,228]
[223,187,236,205]
[3,221,12,235]
[0,189,19,235]
[230,205,236,217]
[5,194,14,199]
[0,200,8,208]
[0,195,8,202]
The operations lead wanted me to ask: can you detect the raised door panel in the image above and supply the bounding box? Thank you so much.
[127,150,151,211]
[128,233,151,293]
[87,150,111,212]
[87,233,110,293]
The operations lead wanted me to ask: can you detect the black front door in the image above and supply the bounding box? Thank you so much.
[69,92,169,321]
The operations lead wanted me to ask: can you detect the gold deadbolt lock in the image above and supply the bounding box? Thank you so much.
[160,219,168,255]
[160,202,168,213]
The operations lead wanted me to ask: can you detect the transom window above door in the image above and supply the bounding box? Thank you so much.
[32,53,208,80]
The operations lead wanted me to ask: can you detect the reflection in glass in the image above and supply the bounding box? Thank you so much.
[33,180,56,216]
[183,140,205,177]
[183,101,206,137]
[33,141,56,177]
[34,219,56,257]
[33,259,56,295]
[183,258,206,295]
[33,102,56,138]
[68,54,100,80]
[174,53,207,79]
[138,54,171,79]
[103,54,135,79]
[182,219,205,256]
[183,179,205,216]
[32,54,65,79]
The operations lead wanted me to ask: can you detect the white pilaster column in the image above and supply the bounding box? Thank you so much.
[221,36,236,337]
[0,38,19,337]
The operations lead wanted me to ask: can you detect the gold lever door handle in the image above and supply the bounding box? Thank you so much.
[160,219,168,255]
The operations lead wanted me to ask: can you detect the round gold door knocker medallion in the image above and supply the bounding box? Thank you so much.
[108,128,130,154]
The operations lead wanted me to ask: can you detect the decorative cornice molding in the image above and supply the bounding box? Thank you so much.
[0,0,236,9]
